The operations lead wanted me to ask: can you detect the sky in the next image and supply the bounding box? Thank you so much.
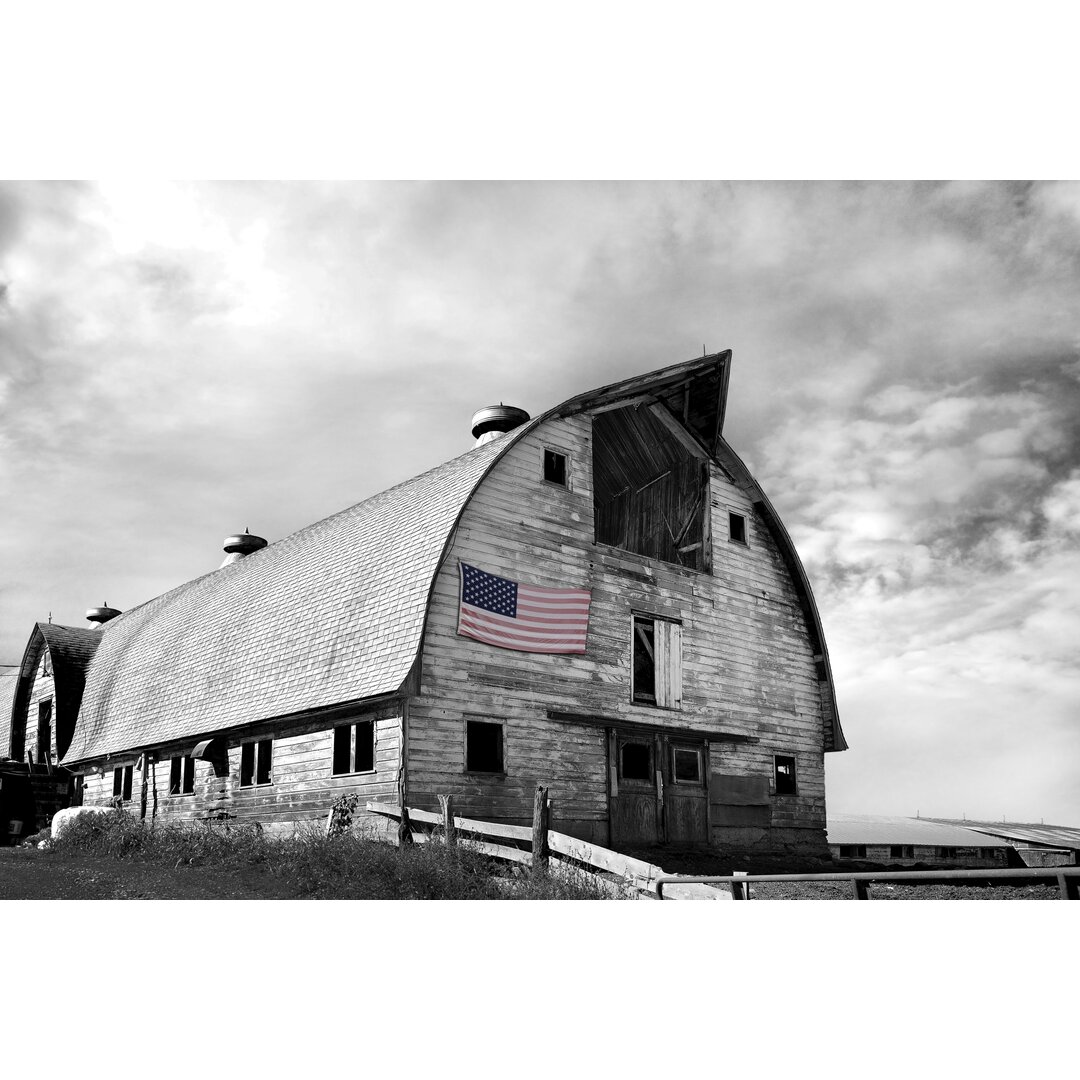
[2,179,1079,826]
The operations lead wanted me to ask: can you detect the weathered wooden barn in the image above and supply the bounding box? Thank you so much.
[3,352,847,856]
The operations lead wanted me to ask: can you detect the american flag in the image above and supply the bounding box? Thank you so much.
[457,562,591,654]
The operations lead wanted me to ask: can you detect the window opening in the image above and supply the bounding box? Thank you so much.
[838,845,867,858]
[890,845,914,859]
[543,449,568,487]
[632,615,681,708]
[774,754,797,795]
[938,846,958,859]
[113,765,133,801]
[37,700,53,763]
[466,721,504,773]
[619,740,652,781]
[241,739,274,787]
[672,746,702,784]
[169,756,196,796]
[728,511,747,545]
[333,721,375,775]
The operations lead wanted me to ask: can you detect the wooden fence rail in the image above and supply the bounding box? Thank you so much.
[365,787,729,900]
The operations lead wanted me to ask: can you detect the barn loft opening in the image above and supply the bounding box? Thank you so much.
[592,405,710,571]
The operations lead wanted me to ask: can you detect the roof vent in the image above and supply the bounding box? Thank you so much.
[471,404,530,444]
[220,530,268,568]
[86,603,122,627]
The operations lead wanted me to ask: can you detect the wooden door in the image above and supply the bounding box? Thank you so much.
[663,739,708,844]
[608,730,661,846]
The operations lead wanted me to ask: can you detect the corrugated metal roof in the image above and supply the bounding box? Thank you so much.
[63,429,531,763]
[927,819,1080,850]
[826,814,1006,847]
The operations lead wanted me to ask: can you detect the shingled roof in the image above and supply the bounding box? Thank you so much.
[63,428,534,763]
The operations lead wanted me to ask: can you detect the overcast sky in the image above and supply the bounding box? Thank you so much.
[2,179,1078,825]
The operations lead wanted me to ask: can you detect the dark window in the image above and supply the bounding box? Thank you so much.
[672,746,702,784]
[241,740,273,787]
[113,765,133,801]
[73,775,84,806]
[774,755,797,795]
[729,512,747,545]
[889,845,914,859]
[632,615,681,708]
[543,449,568,486]
[169,756,196,796]
[333,721,375,775]
[938,846,958,859]
[838,845,867,858]
[466,721,504,773]
[37,700,53,763]
[632,617,655,702]
[620,740,652,781]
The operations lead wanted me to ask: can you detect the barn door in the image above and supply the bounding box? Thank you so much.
[663,739,708,844]
[608,730,662,846]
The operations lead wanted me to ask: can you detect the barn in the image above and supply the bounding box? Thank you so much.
[826,814,1010,867]
[3,351,847,857]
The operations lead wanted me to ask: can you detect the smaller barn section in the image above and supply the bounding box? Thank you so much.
[827,814,1009,867]
[926,819,1080,867]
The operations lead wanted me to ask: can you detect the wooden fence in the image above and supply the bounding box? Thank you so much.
[365,786,730,900]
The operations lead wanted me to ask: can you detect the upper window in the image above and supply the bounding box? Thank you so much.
[632,614,682,708]
[113,765,133,802]
[543,449,568,487]
[240,739,273,787]
[773,754,797,795]
[37,700,53,763]
[466,720,504,774]
[333,721,375,775]
[170,756,196,796]
[728,511,747,545]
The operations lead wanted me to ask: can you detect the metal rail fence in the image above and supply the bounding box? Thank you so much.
[654,866,1080,900]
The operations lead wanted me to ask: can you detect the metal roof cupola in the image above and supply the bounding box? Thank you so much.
[86,603,122,627]
[470,404,530,445]
[220,530,268,568]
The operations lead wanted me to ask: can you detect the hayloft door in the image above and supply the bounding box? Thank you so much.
[663,740,708,844]
[608,730,662,846]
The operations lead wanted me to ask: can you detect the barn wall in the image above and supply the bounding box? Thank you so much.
[79,712,402,835]
[27,657,56,763]
[410,414,829,856]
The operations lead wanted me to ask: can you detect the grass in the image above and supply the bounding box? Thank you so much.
[44,811,628,900]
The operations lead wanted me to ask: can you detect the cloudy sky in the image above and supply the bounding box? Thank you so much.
[2,179,1079,825]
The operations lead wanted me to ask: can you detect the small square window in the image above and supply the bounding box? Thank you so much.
[838,844,867,859]
[672,746,702,784]
[619,740,652,781]
[333,721,375,775]
[241,739,273,787]
[466,721,504,773]
[774,754,797,795]
[729,512,747,545]
[543,449,568,487]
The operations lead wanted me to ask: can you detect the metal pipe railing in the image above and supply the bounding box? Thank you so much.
[654,865,1080,900]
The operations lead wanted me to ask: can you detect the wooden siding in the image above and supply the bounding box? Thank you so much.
[410,413,830,854]
[79,712,402,833]
[26,657,56,764]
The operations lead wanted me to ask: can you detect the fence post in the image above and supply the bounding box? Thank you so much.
[731,870,749,900]
[852,878,871,900]
[398,805,413,845]
[438,794,456,847]
[532,784,549,874]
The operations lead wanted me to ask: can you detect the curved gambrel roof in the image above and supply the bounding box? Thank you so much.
[61,350,845,762]
[8,623,100,761]
[63,431,535,764]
